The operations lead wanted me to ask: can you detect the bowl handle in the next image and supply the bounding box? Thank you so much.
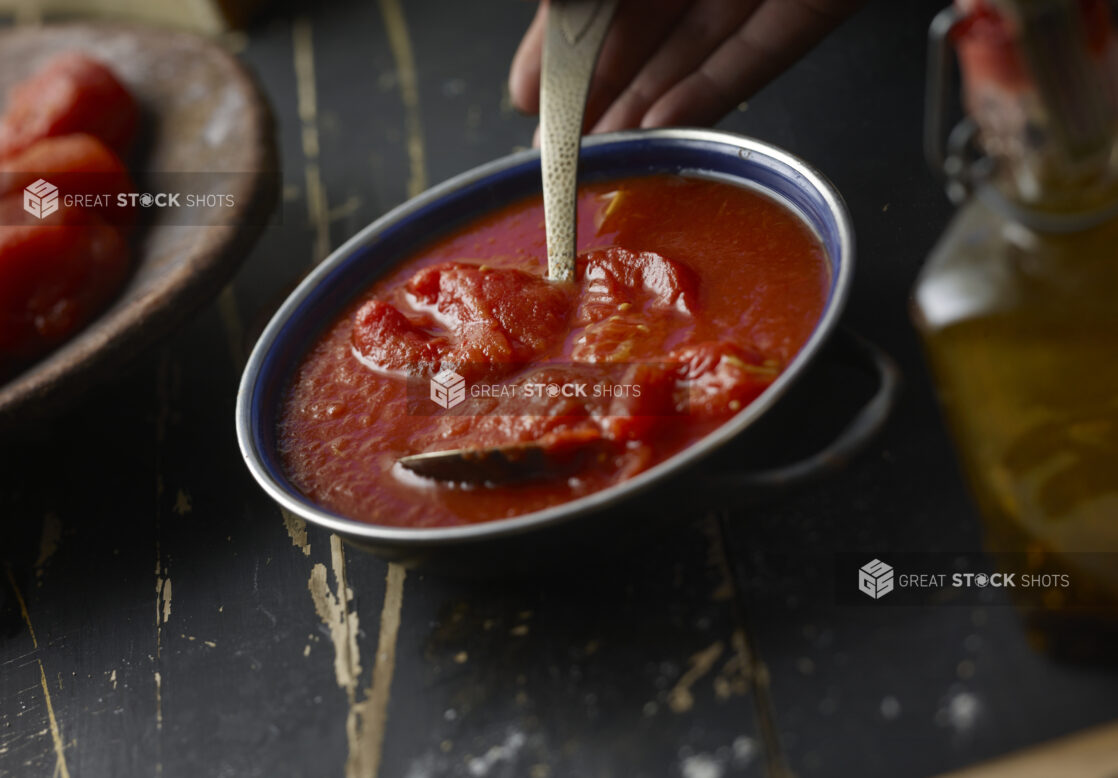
[698,327,901,497]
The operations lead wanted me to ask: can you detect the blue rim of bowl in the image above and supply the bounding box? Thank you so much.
[235,128,854,547]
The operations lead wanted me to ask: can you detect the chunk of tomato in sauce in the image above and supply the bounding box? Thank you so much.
[352,261,573,377]
[350,300,448,373]
[670,341,778,416]
[579,246,697,318]
[572,247,698,362]
[596,342,778,442]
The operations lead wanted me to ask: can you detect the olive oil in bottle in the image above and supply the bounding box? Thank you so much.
[915,0,1118,658]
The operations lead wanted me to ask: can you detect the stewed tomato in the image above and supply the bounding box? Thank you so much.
[280,175,830,527]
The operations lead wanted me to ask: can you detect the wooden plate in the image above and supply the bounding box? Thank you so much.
[0,23,278,429]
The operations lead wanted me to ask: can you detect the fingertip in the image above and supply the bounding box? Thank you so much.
[639,99,678,130]
[588,112,617,136]
[532,124,541,149]
[508,65,540,115]
[590,112,628,136]
[642,77,723,129]
[508,2,546,115]
[590,92,642,135]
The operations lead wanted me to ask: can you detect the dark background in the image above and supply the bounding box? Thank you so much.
[3,0,1118,776]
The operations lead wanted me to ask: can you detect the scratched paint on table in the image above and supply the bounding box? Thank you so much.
[378,0,427,199]
[668,640,725,714]
[283,8,424,776]
[293,15,331,267]
[4,566,71,778]
[307,535,362,695]
[152,351,174,762]
[283,509,311,556]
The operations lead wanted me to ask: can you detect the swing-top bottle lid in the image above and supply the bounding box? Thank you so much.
[951,0,1118,211]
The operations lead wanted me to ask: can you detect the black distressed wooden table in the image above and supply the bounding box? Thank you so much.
[3,1,1118,776]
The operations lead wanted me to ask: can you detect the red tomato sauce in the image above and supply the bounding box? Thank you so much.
[280,175,830,528]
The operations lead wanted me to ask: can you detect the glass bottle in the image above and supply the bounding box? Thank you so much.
[915,0,1118,658]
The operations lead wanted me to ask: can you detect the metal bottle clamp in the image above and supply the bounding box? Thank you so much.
[924,5,992,204]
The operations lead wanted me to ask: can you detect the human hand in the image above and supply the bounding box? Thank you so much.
[509,0,866,142]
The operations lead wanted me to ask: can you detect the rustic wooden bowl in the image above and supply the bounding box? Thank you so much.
[0,23,278,429]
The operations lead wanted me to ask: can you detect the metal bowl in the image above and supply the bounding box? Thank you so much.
[236,129,897,571]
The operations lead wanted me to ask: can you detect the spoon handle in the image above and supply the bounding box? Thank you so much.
[540,0,619,283]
